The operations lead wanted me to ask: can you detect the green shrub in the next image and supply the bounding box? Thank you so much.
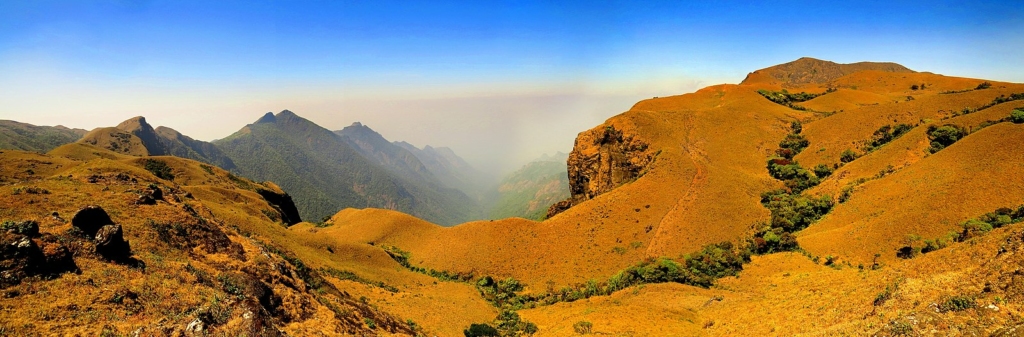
[778,133,810,154]
[926,124,967,153]
[867,124,914,151]
[0,220,39,236]
[959,219,993,241]
[976,82,992,90]
[143,159,175,180]
[573,321,594,334]
[938,295,976,312]
[766,159,820,193]
[495,310,538,336]
[464,323,499,337]
[790,121,803,134]
[839,149,858,163]
[813,163,833,179]
[1011,109,1024,124]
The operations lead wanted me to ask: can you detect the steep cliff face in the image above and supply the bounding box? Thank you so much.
[547,124,654,217]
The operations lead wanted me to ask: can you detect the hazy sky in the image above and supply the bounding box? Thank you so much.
[1,1,1022,173]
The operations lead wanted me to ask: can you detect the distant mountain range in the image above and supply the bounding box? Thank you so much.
[0,120,87,153]
[0,111,569,225]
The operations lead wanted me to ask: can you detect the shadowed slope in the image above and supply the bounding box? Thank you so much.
[214,110,479,226]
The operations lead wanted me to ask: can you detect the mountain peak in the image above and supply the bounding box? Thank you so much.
[116,116,153,133]
[351,122,363,127]
[277,110,297,118]
[741,57,914,87]
[255,112,276,124]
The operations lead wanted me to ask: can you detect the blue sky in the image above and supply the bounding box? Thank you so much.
[1,0,1022,172]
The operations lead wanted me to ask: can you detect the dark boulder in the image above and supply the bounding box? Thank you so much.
[136,185,164,205]
[95,224,131,262]
[71,206,114,237]
[0,233,39,288]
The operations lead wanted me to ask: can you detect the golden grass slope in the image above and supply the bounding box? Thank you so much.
[0,145,496,335]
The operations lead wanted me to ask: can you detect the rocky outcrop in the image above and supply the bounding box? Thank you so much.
[547,124,654,218]
[256,186,302,225]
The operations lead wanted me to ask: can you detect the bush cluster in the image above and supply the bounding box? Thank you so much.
[938,295,976,312]
[766,122,826,193]
[751,190,833,253]
[1011,109,1024,124]
[866,124,914,151]
[143,159,175,181]
[839,149,858,163]
[757,88,835,110]
[957,205,1024,241]
[926,124,967,153]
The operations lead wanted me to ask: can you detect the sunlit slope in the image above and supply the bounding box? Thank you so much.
[799,122,1024,264]
[795,75,1024,168]
[0,146,481,336]
[327,84,813,287]
[77,126,150,156]
[515,220,1024,336]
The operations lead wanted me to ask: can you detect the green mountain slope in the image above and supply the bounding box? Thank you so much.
[215,110,479,225]
[0,120,86,153]
[487,153,570,220]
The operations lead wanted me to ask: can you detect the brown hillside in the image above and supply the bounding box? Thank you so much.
[0,146,478,335]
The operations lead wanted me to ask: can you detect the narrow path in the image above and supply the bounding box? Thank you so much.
[645,112,711,257]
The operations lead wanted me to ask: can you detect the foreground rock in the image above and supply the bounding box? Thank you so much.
[71,205,115,236]
[95,224,131,262]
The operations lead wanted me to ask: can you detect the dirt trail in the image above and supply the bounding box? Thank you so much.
[646,112,710,257]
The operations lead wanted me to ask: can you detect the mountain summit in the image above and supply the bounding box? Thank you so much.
[741,57,914,87]
[215,110,480,225]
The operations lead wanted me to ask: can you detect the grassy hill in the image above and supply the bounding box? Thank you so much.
[0,120,86,153]
[214,110,480,226]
